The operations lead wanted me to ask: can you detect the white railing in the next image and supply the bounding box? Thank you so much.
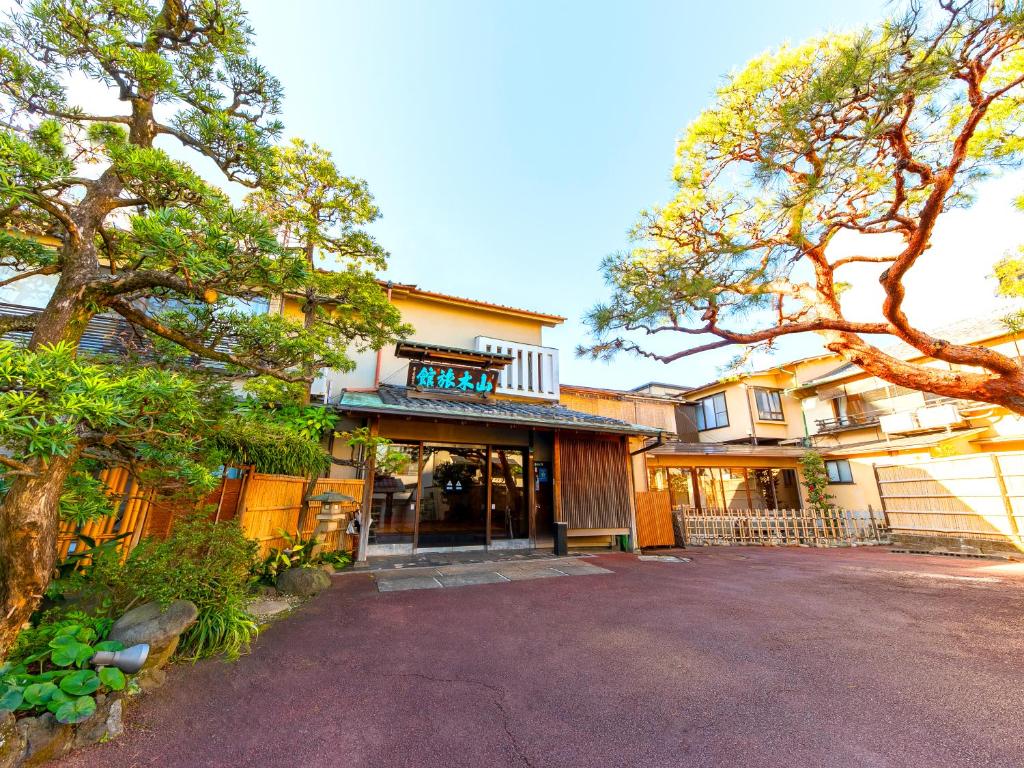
[475,336,559,401]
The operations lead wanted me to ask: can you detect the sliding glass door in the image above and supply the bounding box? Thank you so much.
[417,444,489,547]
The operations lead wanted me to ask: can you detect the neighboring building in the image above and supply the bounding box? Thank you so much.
[629,381,692,398]
[634,356,836,515]
[789,313,1024,553]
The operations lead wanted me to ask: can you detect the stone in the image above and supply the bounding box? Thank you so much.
[0,710,25,768]
[16,714,73,766]
[137,667,167,692]
[248,597,292,621]
[318,563,336,575]
[375,575,443,592]
[253,584,280,599]
[436,571,507,588]
[109,600,198,671]
[276,567,331,597]
[72,696,124,748]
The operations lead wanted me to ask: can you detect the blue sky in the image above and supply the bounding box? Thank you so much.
[241,0,1014,389]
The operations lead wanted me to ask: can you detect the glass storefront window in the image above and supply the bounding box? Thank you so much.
[368,444,419,545]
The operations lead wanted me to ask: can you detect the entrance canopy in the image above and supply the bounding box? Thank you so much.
[336,385,661,436]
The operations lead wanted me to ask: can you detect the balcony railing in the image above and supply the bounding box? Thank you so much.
[475,336,559,401]
[814,413,881,433]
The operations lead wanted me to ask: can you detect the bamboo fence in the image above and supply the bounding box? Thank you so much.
[237,473,363,556]
[877,453,1024,547]
[56,468,156,558]
[680,506,888,548]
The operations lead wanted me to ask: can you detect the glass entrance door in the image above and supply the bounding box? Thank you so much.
[417,444,488,547]
[490,448,529,541]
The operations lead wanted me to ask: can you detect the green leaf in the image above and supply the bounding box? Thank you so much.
[45,689,71,714]
[0,682,24,710]
[53,695,96,725]
[97,667,126,691]
[48,639,93,667]
[93,640,124,653]
[22,682,60,706]
[59,670,100,697]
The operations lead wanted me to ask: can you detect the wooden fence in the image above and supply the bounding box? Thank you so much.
[237,473,363,556]
[876,453,1024,552]
[57,469,363,560]
[56,468,155,558]
[679,507,889,547]
[634,490,675,548]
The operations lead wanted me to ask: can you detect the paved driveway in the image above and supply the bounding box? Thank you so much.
[59,548,1024,768]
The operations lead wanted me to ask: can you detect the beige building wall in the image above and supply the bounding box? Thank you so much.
[281,289,556,396]
[685,371,808,444]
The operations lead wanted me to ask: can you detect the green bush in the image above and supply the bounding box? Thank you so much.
[1,614,128,724]
[50,515,261,661]
[252,530,319,585]
[252,530,353,585]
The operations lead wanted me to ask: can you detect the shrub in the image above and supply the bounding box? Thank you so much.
[1,614,128,724]
[49,515,261,661]
[253,530,319,585]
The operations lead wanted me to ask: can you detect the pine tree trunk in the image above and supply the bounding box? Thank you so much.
[0,451,79,659]
[0,275,95,659]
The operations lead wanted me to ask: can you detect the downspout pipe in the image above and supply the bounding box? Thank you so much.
[631,432,667,456]
[742,384,758,446]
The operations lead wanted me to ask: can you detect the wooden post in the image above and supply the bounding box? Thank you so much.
[213,471,228,523]
[553,431,562,524]
[991,454,1021,542]
[871,464,891,530]
[624,437,639,552]
[356,418,379,563]
[485,445,493,547]
[527,435,537,544]
[412,442,423,549]
[235,465,255,527]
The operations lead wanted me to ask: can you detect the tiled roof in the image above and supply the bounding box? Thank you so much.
[335,385,661,435]
[1,301,139,356]
[823,428,987,456]
[648,441,809,457]
[384,282,566,324]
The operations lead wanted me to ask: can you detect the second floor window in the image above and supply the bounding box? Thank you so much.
[695,392,729,431]
[754,388,785,421]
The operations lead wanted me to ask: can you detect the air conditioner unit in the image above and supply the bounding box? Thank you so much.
[879,411,918,434]
[916,404,959,429]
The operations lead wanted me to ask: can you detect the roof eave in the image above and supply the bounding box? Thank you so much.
[331,401,660,436]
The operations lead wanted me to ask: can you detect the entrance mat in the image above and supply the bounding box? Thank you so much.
[373,559,612,592]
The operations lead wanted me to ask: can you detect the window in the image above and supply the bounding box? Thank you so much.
[825,459,854,484]
[694,393,729,431]
[754,388,785,421]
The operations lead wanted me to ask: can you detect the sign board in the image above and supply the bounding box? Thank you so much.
[407,361,499,396]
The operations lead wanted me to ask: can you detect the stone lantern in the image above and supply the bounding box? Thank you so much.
[307,491,357,556]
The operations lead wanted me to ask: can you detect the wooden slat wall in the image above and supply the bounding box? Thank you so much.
[635,490,675,547]
[557,436,632,530]
[877,453,1024,544]
[238,473,363,555]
